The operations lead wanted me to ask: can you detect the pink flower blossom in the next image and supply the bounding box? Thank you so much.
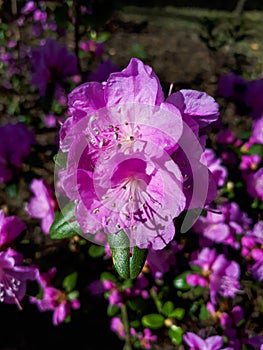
[30,268,80,326]
[184,332,224,350]
[245,168,263,201]
[57,58,219,249]
[251,116,263,145]
[27,179,56,234]
[0,210,25,249]
[0,248,38,309]
[188,248,241,304]
[201,148,228,187]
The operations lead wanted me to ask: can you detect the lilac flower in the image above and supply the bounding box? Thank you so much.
[0,210,26,249]
[146,241,180,279]
[167,91,219,209]
[30,268,80,326]
[187,248,241,304]
[59,58,187,249]
[87,58,121,83]
[251,116,263,145]
[241,221,263,281]
[201,148,228,187]
[26,179,56,234]
[217,73,248,101]
[20,1,37,15]
[217,129,236,144]
[244,78,263,118]
[244,168,263,201]
[80,40,104,57]
[138,328,157,349]
[193,202,251,249]
[58,58,219,249]
[30,39,78,96]
[0,122,35,183]
[240,154,261,171]
[183,332,224,350]
[0,248,38,309]
[111,317,125,338]
[167,89,219,129]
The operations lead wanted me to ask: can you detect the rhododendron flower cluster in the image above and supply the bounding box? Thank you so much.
[57,58,219,250]
[193,201,252,249]
[30,267,80,326]
[187,247,241,304]
[30,38,79,96]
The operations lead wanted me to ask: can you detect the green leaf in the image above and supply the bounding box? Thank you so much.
[63,272,78,293]
[67,290,79,301]
[100,271,118,283]
[199,303,210,321]
[168,325,183,345]
[173,272,191,290]
[108,230,148,279]
[247,144,263,156]
[169,307,185,320]
[162,301,174,317]
[127,298,147,312]
[107,304,119,317]
[53,151,67,169]
[88,245,105,258]
[142,314,164,329]
[49,202,82,239]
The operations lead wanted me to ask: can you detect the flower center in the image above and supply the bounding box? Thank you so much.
[0,272,22,310]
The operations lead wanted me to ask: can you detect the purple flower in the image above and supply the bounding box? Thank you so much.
[217,129,236,144]
[244,168,263,201]
[244,78,263,118]
[58,58,219,248]
[30,268,80,326]
[251,116,263,145]
[167,89,219,129]
[217,73,248,101]
[0,123,35,183]
[111,317,125,338]
[193,202,251,249]
[201,148,228,187]
[0,210,26,249]
[26,179,56,234]
[183,332,224,350]
[138,328,157,349]
[240,154,261,171]
[0,248,38,309]
[30,39,78,96]
[20,1,37,15]
[146,241,180,279]
[80,39,104,57]
[87,58,121,83]
[188,248,241,304]
[58,58,188,249]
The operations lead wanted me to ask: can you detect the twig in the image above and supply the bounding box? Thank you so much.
[233,0,247,16]
[121,303,132,350]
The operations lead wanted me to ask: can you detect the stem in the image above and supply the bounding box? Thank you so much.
[121,303,132,350]
[233,0,247,16]
[150,287,162,314]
